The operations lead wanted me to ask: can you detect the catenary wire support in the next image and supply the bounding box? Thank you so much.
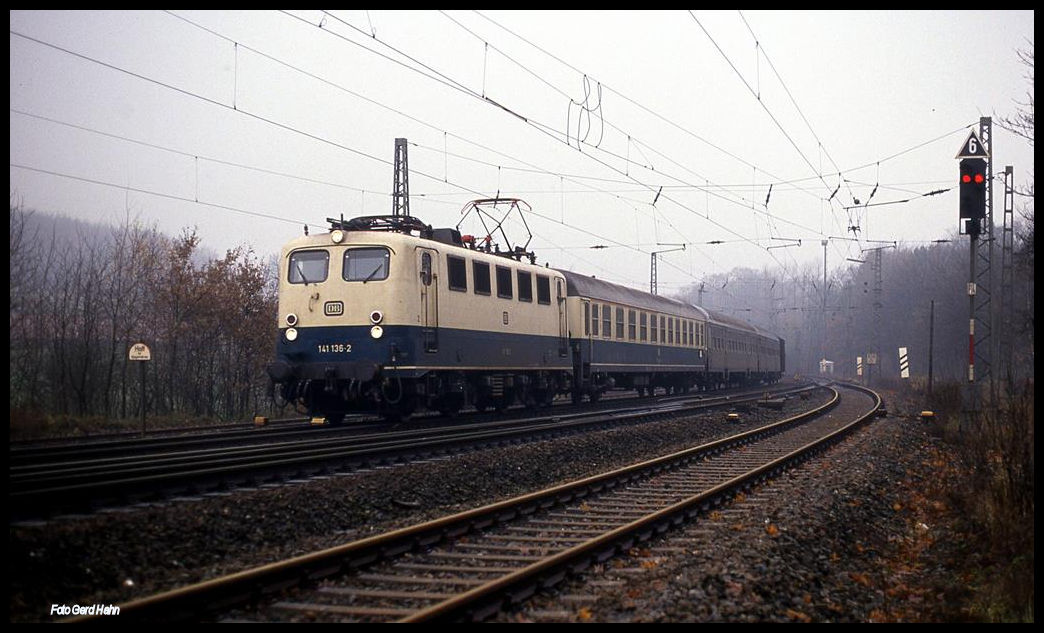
[392,137,410,217]
[1000,165,1014,396]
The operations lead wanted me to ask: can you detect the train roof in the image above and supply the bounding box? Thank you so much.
[558,269,708,320]
[557,270,781,341]
[703,307,782,340]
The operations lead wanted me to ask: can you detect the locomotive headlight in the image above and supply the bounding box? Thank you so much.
[369,310,384,324]
[285,313,298,327]
[370,325,384,339]
[330,229,344,244]
[285,327,299,342]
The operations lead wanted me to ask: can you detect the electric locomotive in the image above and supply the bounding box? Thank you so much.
[266,214,572,421]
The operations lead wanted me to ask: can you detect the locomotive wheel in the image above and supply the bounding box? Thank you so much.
[437,394,463,418]
[380,399,415,423]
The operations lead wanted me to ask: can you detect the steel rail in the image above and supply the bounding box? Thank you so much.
[67,383,852,622]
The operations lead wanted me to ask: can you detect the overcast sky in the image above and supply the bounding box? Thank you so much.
[9,10,1035,293]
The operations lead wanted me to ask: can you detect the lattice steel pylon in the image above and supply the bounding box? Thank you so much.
[872,247,882,383]
[974,117,994,393]
[1000,165,1014,394]
[392,137,410,217]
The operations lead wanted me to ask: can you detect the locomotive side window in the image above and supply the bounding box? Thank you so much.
[289,249,329,284]
[473,261,491,295]
[602,304,611,338]
[496,265,513,299]
[536,275,551,304]
[615,307,624,339]
[517,271,533,302]
[591,304,599,336]
[447,255,467,292]
[343,247,390,282]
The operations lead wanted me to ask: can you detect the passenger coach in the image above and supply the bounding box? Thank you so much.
[561,270,709,400]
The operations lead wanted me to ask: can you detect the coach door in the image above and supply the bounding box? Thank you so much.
[417,248,438,352]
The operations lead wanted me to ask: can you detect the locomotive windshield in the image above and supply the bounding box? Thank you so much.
[344,247,391,283]
[288,249,329,284]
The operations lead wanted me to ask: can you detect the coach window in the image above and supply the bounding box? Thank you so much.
[496,265,513,299]
[473,261,491,295]
[667,318,673,344]
[628,310,636,341]
[615,307,624,339]
[591,304,599,336]
[289,249,329,284]
[343,247,389,282]
[602,304,611,338]
[584,302,590,336]
[650,313,658,342]
[536,275,551,304]
[517,271,533,302]
[640,313,647,341]
[447,255,467,292]
[659,316,666,343]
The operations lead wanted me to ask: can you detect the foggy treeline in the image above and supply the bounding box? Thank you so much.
[676,213,1034,384]
[10,205,278,422]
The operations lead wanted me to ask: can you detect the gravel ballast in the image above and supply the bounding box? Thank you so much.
[11,387,965,622]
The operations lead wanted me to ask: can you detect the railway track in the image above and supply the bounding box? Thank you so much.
[71,382,879,623]
[11,383,811,519]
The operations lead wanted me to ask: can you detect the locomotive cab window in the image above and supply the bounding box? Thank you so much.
[447,255,467,292]
[496,265,513,299]
[473,261,491,295]
[517,271,533,302]
[343,247,390,282]
[289,249,329,284]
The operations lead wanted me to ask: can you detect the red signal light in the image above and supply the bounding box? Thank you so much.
[974,174,984,184]
[962,174,971,183]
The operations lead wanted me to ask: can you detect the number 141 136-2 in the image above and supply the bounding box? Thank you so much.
[317,343,352,353]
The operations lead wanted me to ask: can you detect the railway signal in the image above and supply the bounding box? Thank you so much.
[956,129,989,236]
[958,159,987,234]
